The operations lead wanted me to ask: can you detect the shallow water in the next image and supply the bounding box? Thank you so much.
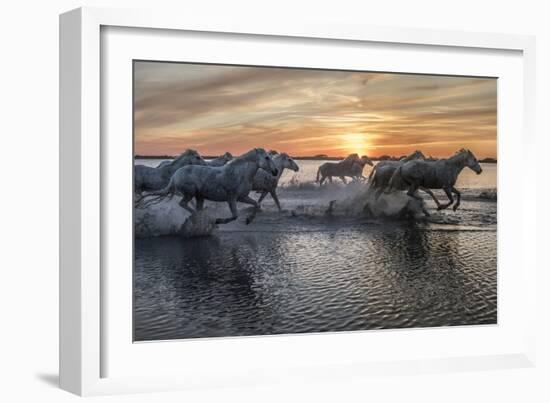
[134,159,497,341]
[134,179,497,340]
[134,223,496,341]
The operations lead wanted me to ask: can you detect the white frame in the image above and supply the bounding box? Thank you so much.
[60,6,537,396]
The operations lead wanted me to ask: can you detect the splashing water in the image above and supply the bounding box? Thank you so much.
[135,198,190,237]
[338,184,426,219]
[134,181,429,238]
[178,209,218,238]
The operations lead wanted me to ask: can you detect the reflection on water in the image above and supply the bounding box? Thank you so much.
[134,223,497,341]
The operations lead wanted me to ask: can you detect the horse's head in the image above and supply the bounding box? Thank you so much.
[360,155,374,167]
[222,152,233,163]
[179,149,206,165]
[342,153,360,167]
[462,149,482,175]
[255,148,278,176]
[278,153,299,172]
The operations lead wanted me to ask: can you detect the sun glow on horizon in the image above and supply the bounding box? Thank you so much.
[134,62,497,159]
[341,132,370,157]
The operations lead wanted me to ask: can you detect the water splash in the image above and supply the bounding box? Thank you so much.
[332,183,426,219]
[178,209,218,238]
[135,198,190,238]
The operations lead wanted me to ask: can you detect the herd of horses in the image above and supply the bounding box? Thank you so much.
[135,147,483,223]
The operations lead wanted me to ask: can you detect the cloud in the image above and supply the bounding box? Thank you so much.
[134,62,497,158]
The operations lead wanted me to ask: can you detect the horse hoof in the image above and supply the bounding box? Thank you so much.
[453,205,459,212]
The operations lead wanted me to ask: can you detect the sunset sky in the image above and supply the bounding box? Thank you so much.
[134,61,497,158]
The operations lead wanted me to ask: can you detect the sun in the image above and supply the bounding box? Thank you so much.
[343,132,369,156]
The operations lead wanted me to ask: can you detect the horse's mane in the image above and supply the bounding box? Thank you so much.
[448,148,474,163]
[402,150,426,162]
[169,149,199,166]
[230,148,266,164]
[343,153,359,161]
[273,152,291,161]
[454,148,470,155]
[355,155,371,167]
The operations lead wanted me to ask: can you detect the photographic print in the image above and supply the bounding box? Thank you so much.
[133,61,497,341]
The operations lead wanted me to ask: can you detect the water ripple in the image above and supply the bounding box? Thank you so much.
[134,222,497,341]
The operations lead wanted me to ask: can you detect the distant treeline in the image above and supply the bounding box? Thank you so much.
[135,154,497,163]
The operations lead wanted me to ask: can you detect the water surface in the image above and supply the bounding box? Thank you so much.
[134,159,497,341]
[134,187,497,341]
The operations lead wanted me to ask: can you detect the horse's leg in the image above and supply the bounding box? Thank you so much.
[178,193,196,214]
[406,183,422,200]
[419,187,442,209]
[270,190,282,211]
[215,199,238,224]
[195,196,205,211]
[451,187,461,211]
[406,184,431,216]
[437,187,454,210]
[340,176,347,184]
[319,175,326,186]
[257,191,268,208]
[328,176,333,184]
[237,195,260,224]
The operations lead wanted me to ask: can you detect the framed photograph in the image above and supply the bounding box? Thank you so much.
[60,7,537,396]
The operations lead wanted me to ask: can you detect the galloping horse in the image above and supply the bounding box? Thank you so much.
[253,153,299,211]
[134,149,206,195]
[386,149,483,214]
[137,148,278,224]
[316,154,363,185]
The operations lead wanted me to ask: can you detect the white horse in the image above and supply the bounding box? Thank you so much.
[134,149,206,194]
[386,148,482,214]
[252,153,299,211]
[137,148,278,224]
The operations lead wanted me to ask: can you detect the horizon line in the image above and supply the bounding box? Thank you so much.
[134,154,498,161]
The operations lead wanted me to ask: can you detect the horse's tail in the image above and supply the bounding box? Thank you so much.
[316,165,322,183]
[135,177,177,209]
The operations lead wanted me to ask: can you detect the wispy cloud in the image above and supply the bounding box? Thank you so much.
[134,62,497,158]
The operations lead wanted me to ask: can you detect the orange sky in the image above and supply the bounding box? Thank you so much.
[134,61,497,158]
